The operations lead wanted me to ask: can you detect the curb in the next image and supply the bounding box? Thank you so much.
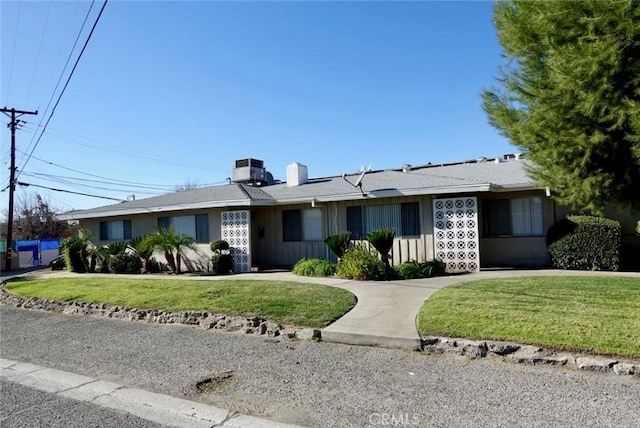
[0,358,302,428]
[320,330,422,351]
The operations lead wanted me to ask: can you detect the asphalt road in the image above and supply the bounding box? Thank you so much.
[0,379,164,428]
[2,306,639,428]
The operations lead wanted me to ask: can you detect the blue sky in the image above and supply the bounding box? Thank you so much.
[1,1,514,215]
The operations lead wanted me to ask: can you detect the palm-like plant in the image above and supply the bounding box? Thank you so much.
[129,235,154,273]
[366,228,396,269]
[144,227,178,273]
[143,227,197,274]
[61,228,94,272]
[174,233,197,273]
[324,232,352,263]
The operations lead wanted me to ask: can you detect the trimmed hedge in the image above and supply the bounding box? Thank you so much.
[211,253,233,274]
[546,215,621,271]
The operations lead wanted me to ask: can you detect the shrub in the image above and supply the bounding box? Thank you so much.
[210,240,230,253]
[108,252,142,274]
[292,258,337,277]
[394,261,421,279]
[60,236,87,273]
[211,253,233,274]
[421,259,446,277]
[366,228,395,268]
[546,215,621,271]
[394,259,447,279]
[210,239,233,274]
[324,232,352,260]
[338,244,385,280]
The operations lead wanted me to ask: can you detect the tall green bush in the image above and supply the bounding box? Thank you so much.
[338,244,385,280]
[546,215,621,271]
[60,236,87,273]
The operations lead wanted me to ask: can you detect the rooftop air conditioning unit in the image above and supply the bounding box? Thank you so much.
[232,158,266,184]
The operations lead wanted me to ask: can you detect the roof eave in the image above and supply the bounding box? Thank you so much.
[490,183,541,192]
[57,199,258,221]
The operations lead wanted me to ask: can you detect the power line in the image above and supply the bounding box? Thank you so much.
[15,181,126,203]
[17,0,108,180]
[22,172,172,194]
[17,150,221,189]
[37,2,82,112]
[23,1,95,159]
[20,122,218,172]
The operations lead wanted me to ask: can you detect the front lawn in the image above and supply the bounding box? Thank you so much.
[417,276,640,357]
[3,277,357,328]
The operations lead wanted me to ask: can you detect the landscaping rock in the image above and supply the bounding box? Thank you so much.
[297,328,321,341]
[505,346,566,365]
[457,339,488,358]
[487,341,521,356]
[576,357,618,373]
[612,363,638,376]
[0,288,288,340]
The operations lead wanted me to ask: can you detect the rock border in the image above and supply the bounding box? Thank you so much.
[0,287,316,340]
[421,336,640,377]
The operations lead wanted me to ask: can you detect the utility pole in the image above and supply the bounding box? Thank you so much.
[1,107,38,271]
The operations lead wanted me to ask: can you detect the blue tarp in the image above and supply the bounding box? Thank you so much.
[40,239,60,250]
[16,240,39,251]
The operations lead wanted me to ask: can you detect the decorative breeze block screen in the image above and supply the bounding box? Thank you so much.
[221,210,251,273]
[433,197,479,272]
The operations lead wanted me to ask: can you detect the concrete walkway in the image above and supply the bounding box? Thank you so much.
[248,269,640,350]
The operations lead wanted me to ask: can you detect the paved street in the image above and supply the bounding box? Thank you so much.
[2,306,639,427]
[1,379,164,428]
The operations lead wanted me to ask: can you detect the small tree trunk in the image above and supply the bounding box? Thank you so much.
[164,251,177,273]
[141,258,149,274]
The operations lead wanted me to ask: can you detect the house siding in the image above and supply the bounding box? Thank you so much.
[328,196,432,267]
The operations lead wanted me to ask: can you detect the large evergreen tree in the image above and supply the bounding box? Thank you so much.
[482,0,640,214]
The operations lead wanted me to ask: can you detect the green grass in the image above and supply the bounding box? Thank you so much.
[4,277,357,328]
[417,276,640,357]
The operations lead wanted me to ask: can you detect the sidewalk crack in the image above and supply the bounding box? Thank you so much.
[210,409,239,427]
